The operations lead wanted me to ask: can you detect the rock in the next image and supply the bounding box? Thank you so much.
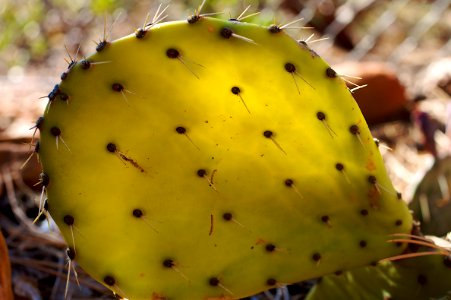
[335,61,409,126]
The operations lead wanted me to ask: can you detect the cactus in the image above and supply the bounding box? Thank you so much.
[35,11,413,300]
[305,236,451,300]
[409,157,451,236]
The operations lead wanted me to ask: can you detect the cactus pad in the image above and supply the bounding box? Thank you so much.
[306,242,451,300]
[38,16,412,299]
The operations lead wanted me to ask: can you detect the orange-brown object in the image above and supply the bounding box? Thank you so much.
[0,141,42,194]
[0,230,13,300]
[335,62,409,126]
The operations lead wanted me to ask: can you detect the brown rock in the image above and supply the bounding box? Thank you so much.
[335,61,409,126]
[0,142,41,193]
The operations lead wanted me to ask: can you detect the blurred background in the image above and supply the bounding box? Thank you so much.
[0,0,450,299]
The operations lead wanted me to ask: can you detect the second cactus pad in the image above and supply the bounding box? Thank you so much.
[306,243,451,300]
[39,16,412,299]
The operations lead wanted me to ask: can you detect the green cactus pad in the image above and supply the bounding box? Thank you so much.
[409,157,451,236]
[38,16,412,299]
[305,247,451,300]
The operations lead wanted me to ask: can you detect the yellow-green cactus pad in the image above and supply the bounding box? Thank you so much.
[38,16,413,299]
[306,247,451,300]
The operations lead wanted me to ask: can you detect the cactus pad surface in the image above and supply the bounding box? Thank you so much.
[306,246,451,300]
[38,16,412,299]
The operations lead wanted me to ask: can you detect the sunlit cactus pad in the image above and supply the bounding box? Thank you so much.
[38,15,413,299]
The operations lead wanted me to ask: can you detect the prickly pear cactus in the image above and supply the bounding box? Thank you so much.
[409,157,451,236]
[305,241,451,300]
[37,14,413,300]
